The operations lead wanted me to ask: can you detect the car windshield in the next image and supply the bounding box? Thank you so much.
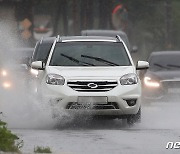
[149,53,180,71]
[32,42,53,63]
[49,42,131,66]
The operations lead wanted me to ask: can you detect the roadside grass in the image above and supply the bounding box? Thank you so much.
[0,119,22,153]
[34,146,52,153]
[0,113,51,153]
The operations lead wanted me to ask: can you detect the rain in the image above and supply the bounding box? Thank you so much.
[0,1,180,154]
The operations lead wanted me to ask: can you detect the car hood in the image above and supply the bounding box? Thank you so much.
[46,66,135,77]
[145,70,180,81]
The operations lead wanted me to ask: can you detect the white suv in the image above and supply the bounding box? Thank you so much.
[31,35,149,124]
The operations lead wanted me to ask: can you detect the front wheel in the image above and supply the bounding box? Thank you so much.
[127,108,141,125]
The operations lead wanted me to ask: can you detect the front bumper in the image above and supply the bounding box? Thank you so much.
[40,78,141,116]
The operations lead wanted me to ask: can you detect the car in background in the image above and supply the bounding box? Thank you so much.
[140,51,180,101]
[31,37,56,64]
[0,48,34,91]
[81,29,137,53]
[29,36,57,95]
[31,35,149,125]
[29,36,56,76]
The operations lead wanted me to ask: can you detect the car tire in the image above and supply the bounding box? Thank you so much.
[127,108,141,125]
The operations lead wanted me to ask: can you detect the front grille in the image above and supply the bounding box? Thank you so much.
[67,80,118,92]
[66,102,119,110]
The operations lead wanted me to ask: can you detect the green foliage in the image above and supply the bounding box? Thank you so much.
[0,120,22,153]
[34,146,52,153]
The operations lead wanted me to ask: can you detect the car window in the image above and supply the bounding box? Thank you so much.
[50,42,131,66]
[32,42,53,63]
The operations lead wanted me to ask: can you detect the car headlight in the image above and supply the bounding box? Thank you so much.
[3,81,12,89]
[1,70,7,77]
[120,73,138,85]
[144,76,160,88]
[46,74,65,85]
[30,68,39,76]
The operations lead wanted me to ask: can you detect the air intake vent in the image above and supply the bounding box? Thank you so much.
[66,102,119,110]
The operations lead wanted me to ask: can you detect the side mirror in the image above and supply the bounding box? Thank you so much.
[136,61,149,70]
[31,61,45,70]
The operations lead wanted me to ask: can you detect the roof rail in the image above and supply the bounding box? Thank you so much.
[116,35,122,42]
[40,37,44,44]
[56,35,62,42]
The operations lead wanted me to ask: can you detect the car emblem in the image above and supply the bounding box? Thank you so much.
[87,83,98,89]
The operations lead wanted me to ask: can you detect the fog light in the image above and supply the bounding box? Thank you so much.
[125,99,137,106]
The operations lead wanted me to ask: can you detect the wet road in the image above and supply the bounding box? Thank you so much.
[13,128,180,154]
[9,102,180,154]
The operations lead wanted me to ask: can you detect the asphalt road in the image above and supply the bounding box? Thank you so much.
[7,101,180,154]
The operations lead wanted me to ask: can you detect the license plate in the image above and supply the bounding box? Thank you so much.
[168,88,180,93]
[78,96,108,104]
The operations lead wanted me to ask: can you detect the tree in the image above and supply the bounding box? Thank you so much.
[80,0,94,31]
[73,0,79,35]
[53,0,68,36]
[99,0,109,29]
[165,0,173,49]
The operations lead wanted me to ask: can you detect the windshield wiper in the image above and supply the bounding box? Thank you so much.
[153,63,170,69]
[167,64,180,68]
[81,55,119,66]
[61,53,95,66]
